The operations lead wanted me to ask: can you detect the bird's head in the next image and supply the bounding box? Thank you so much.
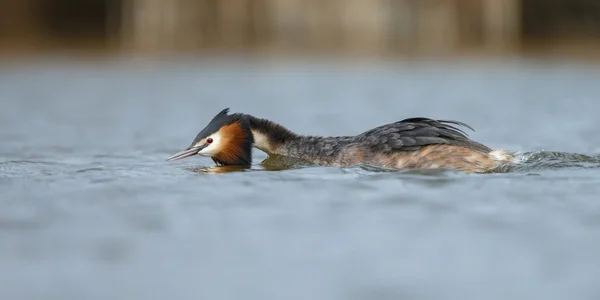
[167,108,254,166]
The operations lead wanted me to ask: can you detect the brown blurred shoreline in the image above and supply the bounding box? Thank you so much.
[2,0,600,63]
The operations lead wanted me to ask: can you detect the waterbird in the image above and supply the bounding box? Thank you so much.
[167,108,516,173]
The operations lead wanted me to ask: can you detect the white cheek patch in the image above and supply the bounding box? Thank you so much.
[197,133,222,156]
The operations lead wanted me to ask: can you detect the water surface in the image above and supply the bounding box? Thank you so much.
[1,56,600,300]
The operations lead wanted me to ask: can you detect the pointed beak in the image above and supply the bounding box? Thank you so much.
[166,145,205,161]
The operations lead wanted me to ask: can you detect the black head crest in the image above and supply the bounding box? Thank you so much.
[191,108,245,145]
[213,108,230,119]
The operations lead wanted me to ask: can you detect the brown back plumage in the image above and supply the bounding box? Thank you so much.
[354,117,492,154]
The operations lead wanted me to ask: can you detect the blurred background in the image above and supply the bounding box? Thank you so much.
[4,2,600,300]
[1,0,600,59]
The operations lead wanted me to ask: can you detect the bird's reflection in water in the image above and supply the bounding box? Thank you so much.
[183,155,312,174]
[185,165,250,174]
[259,154,313,171]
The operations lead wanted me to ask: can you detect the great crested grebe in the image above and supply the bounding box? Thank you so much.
[167,108,516,173]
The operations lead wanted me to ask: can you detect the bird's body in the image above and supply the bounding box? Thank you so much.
[167,108,516,173]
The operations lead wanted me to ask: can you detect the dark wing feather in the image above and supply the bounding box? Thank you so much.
[354,118,491,153]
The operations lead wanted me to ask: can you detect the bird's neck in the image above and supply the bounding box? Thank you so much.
[244,115,353,162]
[244,114,302,156]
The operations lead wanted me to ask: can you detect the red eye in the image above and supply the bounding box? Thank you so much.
[206,138,213,144]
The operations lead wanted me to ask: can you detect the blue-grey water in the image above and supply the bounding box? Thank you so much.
[2,56,600,300]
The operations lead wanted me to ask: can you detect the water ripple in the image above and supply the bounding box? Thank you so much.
[496,150,600,173]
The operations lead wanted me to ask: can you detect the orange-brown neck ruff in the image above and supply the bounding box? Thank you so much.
[211,121,253,166]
